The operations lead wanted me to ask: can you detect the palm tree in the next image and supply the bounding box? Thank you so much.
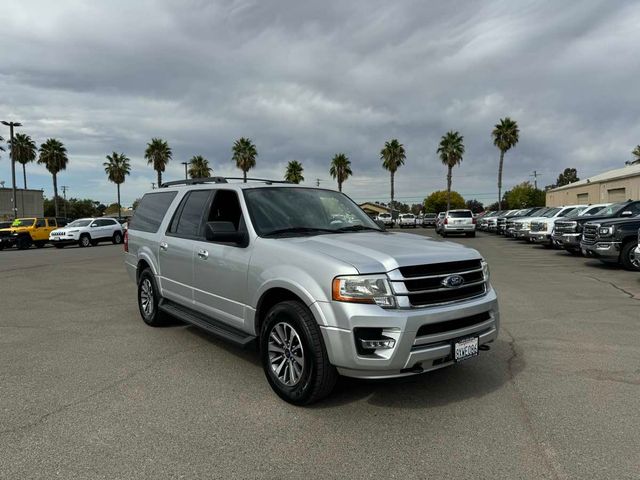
[10,133,37,189]
[329,153,352,192]
[232,137,257,182]
[144,138,172,187]
[631,145,640,165]
[38,138,68,217]
[284,160,304,184]
[380,139,406,209]
[492,117,520,209]
[188,155,212,178]
[437,131,465,211]
[104,152,131,220]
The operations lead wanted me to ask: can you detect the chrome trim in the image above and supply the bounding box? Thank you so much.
[392,279,486,296]
[387,267,483,281]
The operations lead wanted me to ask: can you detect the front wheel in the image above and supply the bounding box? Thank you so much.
[16,236,31,250]
[113,231,123,244]
[620,242,640,271]
[79,235,91,248]
[261,301,337,405]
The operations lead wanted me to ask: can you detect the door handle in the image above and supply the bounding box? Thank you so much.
[159,242,168,251]
[197,249,209,260]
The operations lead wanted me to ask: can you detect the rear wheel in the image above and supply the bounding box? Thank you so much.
[620,242,640,271]
[261,300,337,405]
[137,269,168,326]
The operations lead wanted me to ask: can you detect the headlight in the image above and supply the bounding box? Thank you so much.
[481,260,490,281]
[523,222,531,229]
[332,275,395,307]
[68,230,79,233]
[598,226,614,236]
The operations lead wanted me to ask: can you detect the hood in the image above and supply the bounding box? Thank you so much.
[279,231,482,274]
[591,216,640,227]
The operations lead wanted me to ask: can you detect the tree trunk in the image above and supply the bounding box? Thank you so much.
[446,165,452,211]
[338,178,342,192]
[497,150,504,210]
[157,170,162,189]
[390,171,395,210]
[243,169,247,183]
[117,183,121,220]
[22,164,27,189]
[53,173,59,218]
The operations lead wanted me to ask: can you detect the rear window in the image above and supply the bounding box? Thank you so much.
[130,191,178,233]
[448,211,472,218]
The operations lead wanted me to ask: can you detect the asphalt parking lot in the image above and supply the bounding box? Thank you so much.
[1,232,639,479]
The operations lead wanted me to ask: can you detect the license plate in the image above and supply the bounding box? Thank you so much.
[454,337,479,362]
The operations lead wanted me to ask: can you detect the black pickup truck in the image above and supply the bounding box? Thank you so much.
[580,216,640,270]
[552,200,640,255]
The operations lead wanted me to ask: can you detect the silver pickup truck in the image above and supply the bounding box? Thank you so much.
[124,178,499,404]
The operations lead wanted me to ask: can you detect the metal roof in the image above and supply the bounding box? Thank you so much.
[548,163,640,192]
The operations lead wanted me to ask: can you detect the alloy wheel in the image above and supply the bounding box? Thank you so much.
[630,248,640,269]
[268,322,305,386]
[140,278,154,317]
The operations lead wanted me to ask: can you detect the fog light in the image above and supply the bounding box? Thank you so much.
[359,337,395,350]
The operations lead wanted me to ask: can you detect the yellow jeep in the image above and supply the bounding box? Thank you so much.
[0,217,60,250]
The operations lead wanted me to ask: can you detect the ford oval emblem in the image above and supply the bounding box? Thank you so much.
[441,274,465,288]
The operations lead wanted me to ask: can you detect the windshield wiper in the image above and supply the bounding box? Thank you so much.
[334,225,382,232]
[263,227,338,237]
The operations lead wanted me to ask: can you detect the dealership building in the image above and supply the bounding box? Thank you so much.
[0,187,45,220]
[546,163,640,206]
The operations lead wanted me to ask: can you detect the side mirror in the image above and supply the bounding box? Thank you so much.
[205,221,246,245]
[621,210,633,217]
[375,220,386,230]
[90,223,98,227]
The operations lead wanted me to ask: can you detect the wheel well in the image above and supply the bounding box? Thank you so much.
[136,259,151,282]
[255,288,306,335]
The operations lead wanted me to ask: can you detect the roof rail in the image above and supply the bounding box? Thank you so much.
[159,177,292,188]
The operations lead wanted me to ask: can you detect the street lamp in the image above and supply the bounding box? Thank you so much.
[181,161,188,180]
[2,120,22,220]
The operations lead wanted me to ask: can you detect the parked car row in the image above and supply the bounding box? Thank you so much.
[374,212,440,229]
[477,200,640,271]
[0,217,124,251]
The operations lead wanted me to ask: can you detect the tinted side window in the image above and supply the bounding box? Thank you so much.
[35,219,45,227]
[130,191,178,233]
[47,218,57,227]
[174,190,212,238]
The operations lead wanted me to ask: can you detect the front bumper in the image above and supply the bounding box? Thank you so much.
[552,232,581,249]
[515,229,531,239]
[0,236,16,247]
[314,287,499,379]
[581,240,620,261]
[529,232,551,244]
[49,234,79,244]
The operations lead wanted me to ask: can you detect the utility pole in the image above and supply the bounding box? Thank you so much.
[1,120,22,220]
[61,186,69,219]
[530,170,541,190]
[151,182,156,190]
[181,161,188,180]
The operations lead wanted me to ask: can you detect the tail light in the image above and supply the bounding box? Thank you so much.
[472,218,477,224]
[444,217,448,224]
[124,230,129,252]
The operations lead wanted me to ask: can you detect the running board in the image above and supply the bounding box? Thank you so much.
[159,299,256,348]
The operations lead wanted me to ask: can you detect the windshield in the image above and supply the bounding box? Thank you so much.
[402,214,415,219]
[541,208,562,217]
[598,203,626,216]
[11,218,35,227]
[66,219,93,227]
[564,207,587,218]
[424,213,436,218]
[580,205,607,216]
[244,187,382,236]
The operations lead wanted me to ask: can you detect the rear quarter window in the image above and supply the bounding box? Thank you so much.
[130,191,178,233]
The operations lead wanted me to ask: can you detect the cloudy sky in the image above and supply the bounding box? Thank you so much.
[1,0,639,207]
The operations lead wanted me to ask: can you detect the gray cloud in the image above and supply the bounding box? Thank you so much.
[1,0,639,206]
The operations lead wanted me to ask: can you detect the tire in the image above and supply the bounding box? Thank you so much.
[54,244,65,249]
[137,268,168,326]
[34,241,46,248]
[466,232,476,238]
[620,242,640,271]
[112,231,123,244]
[79,234,91,248]
[16,236,31,250]
[566,248,582,256]
[260,300,337,405]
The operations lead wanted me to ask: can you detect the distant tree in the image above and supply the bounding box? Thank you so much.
[44,197,102,218]
[437,131,465,211]
[104,152,131,220]
[10,133,37,189]
[485,202,500,211]
[144,138,172,188]
[630,145,640,165]
[503,182,545,209]
[410,203,423,215]
[466,199,484,213]
[104,203,121,215]
[380,139,406,207]
[329,153,352,192]
[188,155,212,178]
[390,201,410,213]
[232,137,257,182]
[555,168,579,187]
[423,190,465,213]
[284,160,304,184]
[492,117,520,210]
[38,138,68,217]
[95,203,107,216]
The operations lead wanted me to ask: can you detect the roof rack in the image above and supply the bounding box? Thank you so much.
[160,177,292,188]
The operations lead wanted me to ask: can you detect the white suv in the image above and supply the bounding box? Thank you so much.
[50,217,124,248]
[439,210,476,237]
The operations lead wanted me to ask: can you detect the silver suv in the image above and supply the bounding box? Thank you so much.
[124,178,499,404]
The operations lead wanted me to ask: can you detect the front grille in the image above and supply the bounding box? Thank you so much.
[530,221,546,232]
[582,224,598,245]
[416,312,491,336]
[394,259,487,307]
[514,223,525,231]
[0,230,11,237]
[506,220,515,229]
[555,221,577,233]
